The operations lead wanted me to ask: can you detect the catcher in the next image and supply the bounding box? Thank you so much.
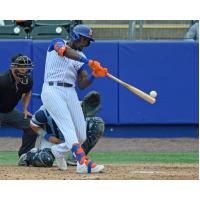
[18,91,104,167]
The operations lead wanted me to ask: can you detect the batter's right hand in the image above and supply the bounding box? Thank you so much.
[92,67,108,77]
[88,60,102,71]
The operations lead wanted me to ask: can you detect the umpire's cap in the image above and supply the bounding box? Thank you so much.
[11,54,33,68]
[70,24,94,42]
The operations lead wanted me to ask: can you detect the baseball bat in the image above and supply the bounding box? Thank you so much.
[107,73,156,104]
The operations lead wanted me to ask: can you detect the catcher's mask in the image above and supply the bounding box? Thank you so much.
[11,54,33,85]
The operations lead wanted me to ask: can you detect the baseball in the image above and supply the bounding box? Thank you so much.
[150,90,157,98]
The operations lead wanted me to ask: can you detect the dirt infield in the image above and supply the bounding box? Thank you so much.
[0,137,199,152]
[0,137,199,180]
[0,164,198,180]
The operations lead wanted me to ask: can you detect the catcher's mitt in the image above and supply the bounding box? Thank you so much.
[81,91,101,117]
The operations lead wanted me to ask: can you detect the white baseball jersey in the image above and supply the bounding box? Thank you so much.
[41,38,87,157]
[44,39,85,85]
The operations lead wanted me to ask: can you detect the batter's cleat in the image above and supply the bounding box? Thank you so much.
[71,143,104,173]
[18,153,28,166]
[77,160,104,174]
[51,146,67,171]
[67,153,77,166]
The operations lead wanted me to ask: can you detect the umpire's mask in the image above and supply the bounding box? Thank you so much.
[11,54,33,85]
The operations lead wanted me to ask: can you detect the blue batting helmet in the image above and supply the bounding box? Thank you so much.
[70,24,94,42]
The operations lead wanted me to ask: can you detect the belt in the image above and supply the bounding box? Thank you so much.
[48,81,73,87]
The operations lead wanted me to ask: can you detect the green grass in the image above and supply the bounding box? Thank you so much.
[90,152,199,164]
[0,151,19,164]
[0,151,198,165]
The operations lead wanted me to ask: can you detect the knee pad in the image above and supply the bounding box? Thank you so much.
[86,117,104,138]
[82,117,104,155]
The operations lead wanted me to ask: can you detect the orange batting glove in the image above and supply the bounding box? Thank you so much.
[92,67,108,77]
[88,60,102,71]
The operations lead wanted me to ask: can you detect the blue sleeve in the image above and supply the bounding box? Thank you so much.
[44,133,51,141]
[78,64,88,73]
[79,54,89,64]
[48,38,65,52]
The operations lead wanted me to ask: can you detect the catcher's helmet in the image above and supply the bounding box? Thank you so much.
[11,54,33,84]
[70,24,94,42]
[11,54,33,68]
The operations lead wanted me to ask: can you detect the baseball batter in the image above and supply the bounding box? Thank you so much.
[41,24,107,173]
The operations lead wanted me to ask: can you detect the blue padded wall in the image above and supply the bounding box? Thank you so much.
[0,40,32,70]
[118,41,199,124]
[32,40,50,112]
[0,40,198,127]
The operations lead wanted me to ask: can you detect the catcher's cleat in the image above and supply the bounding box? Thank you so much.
[51,146,67,171]
[18,153,28,166]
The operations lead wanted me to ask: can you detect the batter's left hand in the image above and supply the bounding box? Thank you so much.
[23,110,32,119]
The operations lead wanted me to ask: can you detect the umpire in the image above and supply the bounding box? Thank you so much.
[0,54,37,157]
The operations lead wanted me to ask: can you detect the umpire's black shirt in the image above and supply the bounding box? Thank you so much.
[0,70,33,113]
